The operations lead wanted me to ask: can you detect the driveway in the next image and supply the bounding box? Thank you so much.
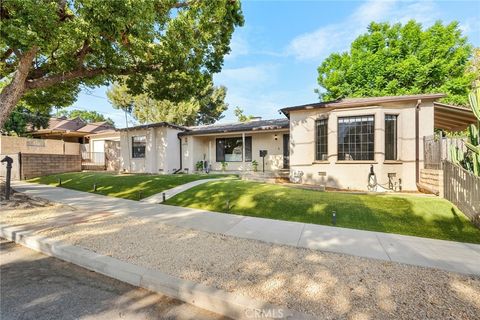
[0,239,226,320]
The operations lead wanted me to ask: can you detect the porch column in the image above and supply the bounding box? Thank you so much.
[242,132,245,171]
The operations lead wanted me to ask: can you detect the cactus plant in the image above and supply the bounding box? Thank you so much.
[458,88,480,176]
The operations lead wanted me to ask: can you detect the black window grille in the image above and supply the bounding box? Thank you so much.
[337,115,375,161]
[132,136,146,158]
[315,119,328,160]
[385,114,398,160]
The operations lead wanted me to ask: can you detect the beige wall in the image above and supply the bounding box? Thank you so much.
[88,133,120,153]
[0,136,80,155]
[181,130,288,172]
[119,127,181,174]
[289,101,435,191]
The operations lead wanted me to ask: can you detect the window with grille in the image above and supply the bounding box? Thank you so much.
[337,115,375,161]
[315,119,328,160]
[385,115,398,160]
[132,136,146,158]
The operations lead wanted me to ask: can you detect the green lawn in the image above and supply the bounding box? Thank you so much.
[165,179,480,244]
[28,172,236,200]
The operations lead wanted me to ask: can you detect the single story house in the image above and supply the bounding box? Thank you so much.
[117,93,476,191]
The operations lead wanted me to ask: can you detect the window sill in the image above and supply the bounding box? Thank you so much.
[312,161,330,164]
[384,160,403,164]
[335,161,378,164]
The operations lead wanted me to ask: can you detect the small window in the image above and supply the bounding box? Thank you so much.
[385,115,398,160]
[216,137,252,162]
[338,115,375,161]
[132,136,146,158]
[315,119,328,161]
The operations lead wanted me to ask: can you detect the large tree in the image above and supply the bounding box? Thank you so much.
[317,21,475,105]
[0,0,244,127]
[107,79,227,126]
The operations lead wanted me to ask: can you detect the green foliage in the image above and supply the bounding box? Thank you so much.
[317,21,474,105]
[0,0,243,116]
[107,79,227,126]
[195,161,204,171]
[450,88,480,175]
[221,161,228,171]
[56,109,114,125]
[166,180,480,243]
[2,104,49,135]
[233,106,253,122]
[252,160,258,172]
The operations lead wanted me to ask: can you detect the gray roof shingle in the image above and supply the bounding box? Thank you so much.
[180,118,289,136]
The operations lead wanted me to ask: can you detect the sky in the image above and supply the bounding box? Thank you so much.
[68,0,480,128]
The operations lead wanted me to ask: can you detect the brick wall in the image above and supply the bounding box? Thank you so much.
[20,153,81,180]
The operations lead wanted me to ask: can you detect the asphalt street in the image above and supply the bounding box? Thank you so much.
[0,238,227,320]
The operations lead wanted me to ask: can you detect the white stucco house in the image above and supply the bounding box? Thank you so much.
[117,93,476,192]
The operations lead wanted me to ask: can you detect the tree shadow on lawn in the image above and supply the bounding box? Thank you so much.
[30,172,237,201]
[169,180,480,243]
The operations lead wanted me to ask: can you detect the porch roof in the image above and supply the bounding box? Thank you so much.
[433,102,477,132]
[179,118,289,136]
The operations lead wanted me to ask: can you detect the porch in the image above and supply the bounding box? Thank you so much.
[181,125,290,174]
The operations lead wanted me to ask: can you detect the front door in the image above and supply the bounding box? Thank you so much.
[283,134,290,169]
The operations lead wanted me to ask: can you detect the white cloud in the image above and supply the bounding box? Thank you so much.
[459,17,480,43]
[225,32,249,60]
[214,65,276,86]
[287,0,441,61]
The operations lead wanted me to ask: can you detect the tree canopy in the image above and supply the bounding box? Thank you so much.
[56,109,114,125]
[233,106,253,122]
[316,21,475,106]
[0,0,244,126]
[2,105,50,136]
[107,79,227,126]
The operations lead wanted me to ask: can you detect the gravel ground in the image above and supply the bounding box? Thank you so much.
[2,201,479,320]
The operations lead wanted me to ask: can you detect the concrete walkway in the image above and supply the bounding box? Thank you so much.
[140,178,227,204]
[11,181,480,276]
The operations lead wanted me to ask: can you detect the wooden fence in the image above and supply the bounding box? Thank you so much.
[443,160,480,227]
[424,135,467,169]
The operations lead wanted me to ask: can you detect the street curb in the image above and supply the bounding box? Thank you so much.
[0,224,312,320]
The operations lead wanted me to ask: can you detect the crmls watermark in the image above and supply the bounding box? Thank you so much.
[245,308,285,319]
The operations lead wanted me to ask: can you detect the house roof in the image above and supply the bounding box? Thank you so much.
[433,102,478,131]
[117,122,188,132]
[179,118,290,136]
[30,117,116,137]
[280,93,446,117]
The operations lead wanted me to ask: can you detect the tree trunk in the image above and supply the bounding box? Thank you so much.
[0,47,38,128]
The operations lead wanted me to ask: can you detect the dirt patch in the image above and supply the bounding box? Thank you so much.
[0,184,54,209]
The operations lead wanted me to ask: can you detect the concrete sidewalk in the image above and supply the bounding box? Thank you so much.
[140,178,227,204]
[11,181,480,276]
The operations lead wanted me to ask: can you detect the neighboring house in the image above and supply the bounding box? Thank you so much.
[118,122,186,174]
[29,116,116,143]
[83,131,121,171]
[117,93,476,191]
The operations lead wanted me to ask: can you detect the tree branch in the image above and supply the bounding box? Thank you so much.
[25,68,107,90]
[24,64,159,90]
